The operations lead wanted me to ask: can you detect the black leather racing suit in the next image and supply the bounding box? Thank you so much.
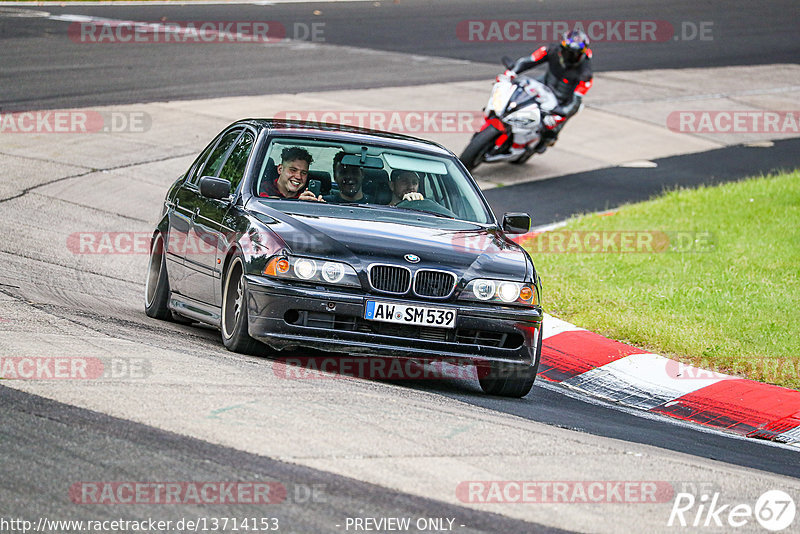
[512,43,593,138]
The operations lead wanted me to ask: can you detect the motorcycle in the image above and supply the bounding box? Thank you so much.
[460,57,561,172]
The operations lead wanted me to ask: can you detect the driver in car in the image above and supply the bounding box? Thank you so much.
[388,170,424,206]
[323,151,372,204]
[260,146,323,201]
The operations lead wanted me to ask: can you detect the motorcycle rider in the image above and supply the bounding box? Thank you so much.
[502,30,593,153]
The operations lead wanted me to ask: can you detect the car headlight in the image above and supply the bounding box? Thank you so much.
[294,258,316,280]
[321,261,345,283]
[461,279,537,307]
[264,255,360,288]
[472,279,496,300]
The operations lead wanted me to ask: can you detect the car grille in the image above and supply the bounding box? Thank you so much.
[455,329,516,348]
[368,264,457,299]
[286,311,524,349]
[368,264,411,294]
[414,269,457,298]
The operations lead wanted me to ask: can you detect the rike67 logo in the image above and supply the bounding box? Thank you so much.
[668,490,796,531]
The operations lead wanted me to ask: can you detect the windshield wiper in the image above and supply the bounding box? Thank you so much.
[332,202,380,209]
[391,206,456,219]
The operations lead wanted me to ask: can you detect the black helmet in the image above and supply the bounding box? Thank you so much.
[560,30,589,66]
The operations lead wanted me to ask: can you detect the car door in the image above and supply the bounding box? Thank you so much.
[166,136,219,295]
[173,128,242,299]
[184,129,255,305]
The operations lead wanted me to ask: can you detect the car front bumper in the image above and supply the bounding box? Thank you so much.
[245,275,542,366]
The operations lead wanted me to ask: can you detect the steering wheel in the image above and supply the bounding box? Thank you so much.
[395,198,457,218]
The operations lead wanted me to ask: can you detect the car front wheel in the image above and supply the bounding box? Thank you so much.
[221,253,262,354]
[478,324,542,398]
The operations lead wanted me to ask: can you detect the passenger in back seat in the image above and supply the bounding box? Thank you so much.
[323,151,373,204]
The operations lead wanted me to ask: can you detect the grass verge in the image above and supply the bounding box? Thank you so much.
[520,170,800,390]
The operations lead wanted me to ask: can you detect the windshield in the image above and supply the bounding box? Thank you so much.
[253,137,494,224]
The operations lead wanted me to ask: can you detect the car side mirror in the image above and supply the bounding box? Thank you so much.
[198,176,231,200]
[502,212,531,234]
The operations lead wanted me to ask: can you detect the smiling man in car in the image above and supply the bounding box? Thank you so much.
[261,146,323,201]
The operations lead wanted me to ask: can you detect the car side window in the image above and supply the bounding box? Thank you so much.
[199,129,242,182]
[217,131,255,193]
[186,142,216,185]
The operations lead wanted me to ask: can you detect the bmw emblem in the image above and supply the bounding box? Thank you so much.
[404,254,420,263]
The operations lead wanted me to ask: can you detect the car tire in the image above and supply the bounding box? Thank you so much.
[144,233,173,320]
[478,323,542,398]
[221,253,262,355]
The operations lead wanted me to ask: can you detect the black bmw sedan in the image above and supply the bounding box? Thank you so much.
[145,119,542,397]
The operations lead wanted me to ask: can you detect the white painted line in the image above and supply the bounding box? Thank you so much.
[0,7,51,16]
[744,141,775,148]
[619,160,657,168]
[532,219,571,232]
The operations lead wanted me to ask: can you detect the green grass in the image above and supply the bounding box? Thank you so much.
[521,170,800,390]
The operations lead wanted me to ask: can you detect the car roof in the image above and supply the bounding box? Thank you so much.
[234,118,455,157]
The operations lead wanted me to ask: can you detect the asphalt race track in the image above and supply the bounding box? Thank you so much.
[2,0,800,110]
[1,1,799,533]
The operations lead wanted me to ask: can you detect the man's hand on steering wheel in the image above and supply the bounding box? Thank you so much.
[401,192,424,202]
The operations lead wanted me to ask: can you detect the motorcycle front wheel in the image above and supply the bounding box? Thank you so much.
[459,125,502,172]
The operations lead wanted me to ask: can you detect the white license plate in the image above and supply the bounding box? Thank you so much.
[364,300,457,329]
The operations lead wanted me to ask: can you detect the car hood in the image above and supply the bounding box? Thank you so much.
[252,203,531,281]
